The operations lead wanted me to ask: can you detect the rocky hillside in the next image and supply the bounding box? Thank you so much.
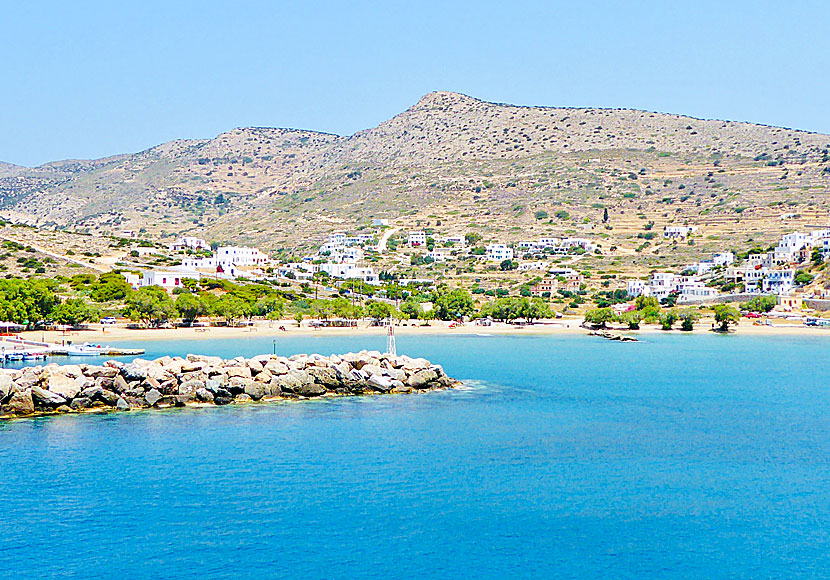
[2,92,830,258]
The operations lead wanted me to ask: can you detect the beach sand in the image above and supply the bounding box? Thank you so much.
[17,316,830,345]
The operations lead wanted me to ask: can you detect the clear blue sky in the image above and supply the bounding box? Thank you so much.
[2,0,828,166]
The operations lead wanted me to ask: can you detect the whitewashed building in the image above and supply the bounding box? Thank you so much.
[485,244,514,261]
[141,269,200,289]
[664,226,698,239]
[408,231,427,247]
[168,236,210,252]
[426,248,452,263]
[626,280,650,298]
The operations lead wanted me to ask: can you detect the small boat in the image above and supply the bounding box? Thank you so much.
[65,343,104,356]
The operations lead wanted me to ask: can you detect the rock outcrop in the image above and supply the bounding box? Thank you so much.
[0,351,458,419]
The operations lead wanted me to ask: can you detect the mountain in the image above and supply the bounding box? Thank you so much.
[2,92,830,263]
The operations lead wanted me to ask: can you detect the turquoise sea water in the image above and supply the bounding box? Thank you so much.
[2,333,830,579]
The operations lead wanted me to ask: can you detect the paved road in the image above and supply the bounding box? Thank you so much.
[376,227,400,253]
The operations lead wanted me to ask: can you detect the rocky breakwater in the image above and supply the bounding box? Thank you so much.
[0,351,458,419]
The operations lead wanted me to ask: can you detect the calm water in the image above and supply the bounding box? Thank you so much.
[2,333,830,579]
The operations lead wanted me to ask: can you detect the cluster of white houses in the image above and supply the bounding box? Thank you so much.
[628,228,830,303]
[406,231,598,264]
[516,237,597,255]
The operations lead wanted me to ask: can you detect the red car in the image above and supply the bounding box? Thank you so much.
[743,312,763,319]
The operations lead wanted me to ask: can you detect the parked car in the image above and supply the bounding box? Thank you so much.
[743,312,763,319]
[100,317,117,325]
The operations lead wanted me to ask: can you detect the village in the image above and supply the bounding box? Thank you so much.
[108,217,830,323]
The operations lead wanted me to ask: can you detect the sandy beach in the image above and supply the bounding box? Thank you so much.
[16,316,830,345]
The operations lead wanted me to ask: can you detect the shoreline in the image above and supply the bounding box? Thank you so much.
[18,317,830,344]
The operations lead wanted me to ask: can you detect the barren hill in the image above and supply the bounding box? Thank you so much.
[2,92,830,265]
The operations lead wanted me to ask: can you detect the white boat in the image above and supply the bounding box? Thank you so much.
[65,343,104,356]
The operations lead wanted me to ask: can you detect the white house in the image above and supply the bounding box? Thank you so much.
[440,235,466,248]
[328,232,347,246]
[215,246,269,268]
[318,263,379,284]
[372,219,389,227]
[762,269,795,295]
[664,226,698,239]
[676,281,718,303]
[485,244,514,261]
[141,269,200,289]
[713,252,734,267]
[426,248,452,262]
[518,261,547,272]
[626,280,650,298]
[408,231,427,247]
[122,272,141,289]
[168,236,210,252]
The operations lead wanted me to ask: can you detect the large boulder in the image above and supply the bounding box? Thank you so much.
[179,380,205,396]
[16,370,41,390]
[407,368,439,389]
[70,397,92,410]
[225,366,252,380]
[112,375,130,393]
[85,366,119,379]
[204,379,222,393]
[32,386,65,406]
[214,388,233,406]
[0,374,13,401]
[144,389,162,407]
[367,374,393,393]
[295,382,327,397]
[227,376,254,395]
[44,373,82,400]
[120,363,148,381]
[264,360,289,375]
[195,388,214,403]
[99,390,120,406]
[264,378,282,398]
[243,381,265,401]
[253,369,272,384]
[307,366,340,389]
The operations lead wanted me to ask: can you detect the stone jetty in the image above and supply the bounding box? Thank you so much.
[0,351,458,419]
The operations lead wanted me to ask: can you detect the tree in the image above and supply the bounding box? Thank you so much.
[125,286,175,327]
[433,288,475,321]
[464,232,482,245]
[617,310,642,329]
[312,299,334,320]
[499,259,517,271]
[602,207,609,223]
[366,300,394,321]
[635,295,659,311]
[741,295,776,313]
[659,310,677,330]
[91,272,133,302]
[678,309,699,331]
[584,307,615,329]
[713,304,740,332]
[795,270,815,286]
[0,278,59,325]
[214,294,246,326]
[175,292,204,325]
[400,298,425,320]
[519,297,551,323]
[811,248,824,266]
[52,298,100,326]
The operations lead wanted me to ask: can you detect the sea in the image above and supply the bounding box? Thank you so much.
[1,332,829,579]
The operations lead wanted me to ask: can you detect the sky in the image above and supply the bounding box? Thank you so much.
[1,0,828,166]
